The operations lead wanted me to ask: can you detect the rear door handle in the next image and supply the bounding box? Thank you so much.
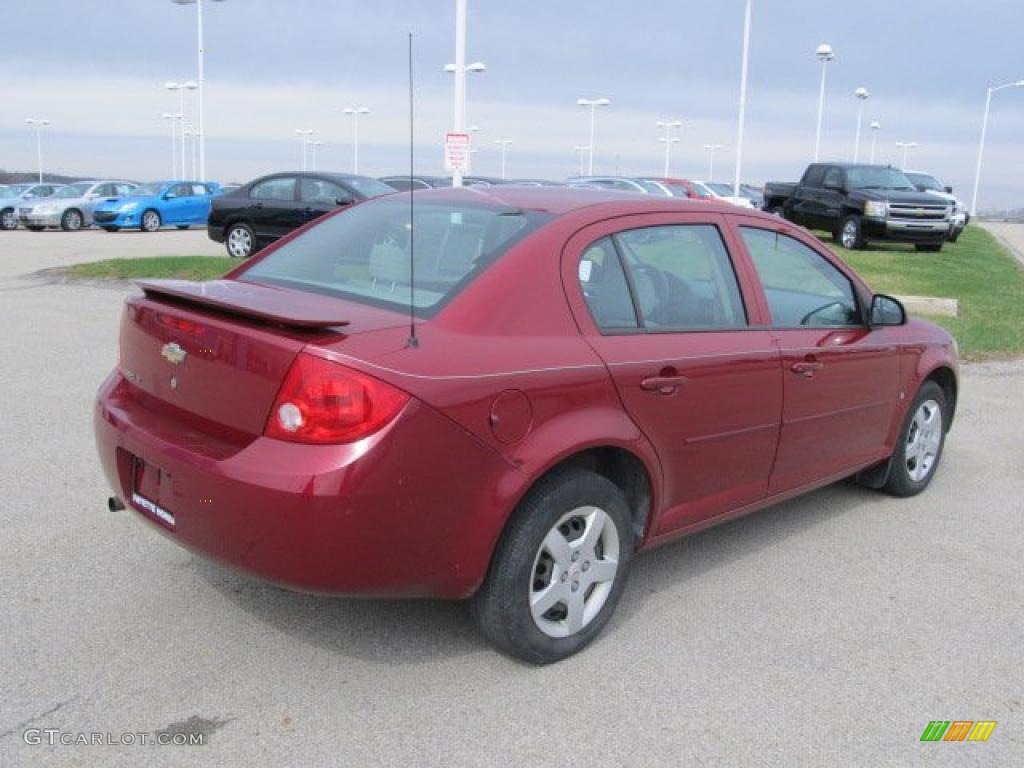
[790,361,824,378]
[640,375,688,394]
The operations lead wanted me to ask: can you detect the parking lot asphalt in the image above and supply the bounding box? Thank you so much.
[1,228,1022,767]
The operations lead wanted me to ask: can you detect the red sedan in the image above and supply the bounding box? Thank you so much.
[95,187,958,663]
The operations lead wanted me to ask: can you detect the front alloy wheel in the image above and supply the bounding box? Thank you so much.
[141,210,161,232]
[473,468,633,664]
[61,209,83,231]
[839,215,864,249]
[884,380,947,497]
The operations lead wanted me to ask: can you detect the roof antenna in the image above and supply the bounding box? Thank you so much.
[406,31,419,349]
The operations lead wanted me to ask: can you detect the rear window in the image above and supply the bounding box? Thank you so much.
[240,199,551,316]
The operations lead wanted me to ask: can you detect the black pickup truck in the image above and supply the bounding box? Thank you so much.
[762,163,952,252]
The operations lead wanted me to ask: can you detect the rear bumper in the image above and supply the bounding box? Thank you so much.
[94,372,516,598]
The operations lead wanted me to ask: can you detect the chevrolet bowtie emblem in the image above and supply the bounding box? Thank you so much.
[161,342,187,365]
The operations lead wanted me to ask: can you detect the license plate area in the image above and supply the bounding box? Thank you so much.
[131,456,175,528]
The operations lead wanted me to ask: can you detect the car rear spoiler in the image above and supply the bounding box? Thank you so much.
[136,279,351,329]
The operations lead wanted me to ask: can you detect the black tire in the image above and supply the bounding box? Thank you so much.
[883,381,948,497]
[915,243,943,253]
[472,468,634,665]
[836,214,865,250]
[947,230,961,243]
[26,226,45,232]
[176,225,190,230]
[141,209,161,232]
[225,223,256,259]
[0,208,17,231]
[61,208,83,232]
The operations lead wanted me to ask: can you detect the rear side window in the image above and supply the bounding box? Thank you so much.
[739,227,861,327]
[251,177,296,201]
[241,200,551,316]
[578,225,747,333]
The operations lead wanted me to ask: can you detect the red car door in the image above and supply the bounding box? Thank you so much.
[563,212,782,535]
[731,219,901,493]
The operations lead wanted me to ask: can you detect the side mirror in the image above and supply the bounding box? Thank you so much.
[870,294,906,327]
[944,185,953,194]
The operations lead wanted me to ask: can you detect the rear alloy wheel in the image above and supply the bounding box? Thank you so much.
[61,209,83,231]
[226,223,255,258]
[473,468,633,664]
[0,209,17,230]
[883,381,947,497]
[141,209,161,232]
[838,214,865,250]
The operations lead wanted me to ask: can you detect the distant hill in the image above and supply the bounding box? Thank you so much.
[0,170,88,185]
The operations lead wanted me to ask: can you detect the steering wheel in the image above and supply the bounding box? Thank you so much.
[799,301,847,326]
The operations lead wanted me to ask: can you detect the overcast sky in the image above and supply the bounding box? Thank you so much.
[2,0,1021,208]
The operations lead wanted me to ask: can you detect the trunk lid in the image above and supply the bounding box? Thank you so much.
[119,279,407,436]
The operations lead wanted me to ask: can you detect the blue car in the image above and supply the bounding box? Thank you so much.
[93,180,221,232]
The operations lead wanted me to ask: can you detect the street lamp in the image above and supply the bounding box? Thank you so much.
[573,145,589,177]
[852,87,869,162]
[343,107,370,174]
[733,0,752,196]
[703,143,724,182]
[183,125,199,178]
[656,120,682,177]
[494,139,512,179]
[446,0,486,188]
[166,80,197,179]
[24,118,50,184]
[577,97,610,175]
[868,121,881,164]
[971,79,1024,216]
[161,113,179,179]
[308,140,323,171]
[171,0,226,181]
[295,128,314,171]
[813,43,834,162]
[895,141,918,169]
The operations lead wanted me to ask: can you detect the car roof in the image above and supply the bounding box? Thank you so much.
[394,185,749,217]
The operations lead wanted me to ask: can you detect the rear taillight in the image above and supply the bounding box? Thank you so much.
[264,353,409,444]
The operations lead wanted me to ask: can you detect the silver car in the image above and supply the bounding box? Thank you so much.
[19,180,137,231]
[0,183,63,230]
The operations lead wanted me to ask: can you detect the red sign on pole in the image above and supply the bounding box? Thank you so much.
[444,133,471,174]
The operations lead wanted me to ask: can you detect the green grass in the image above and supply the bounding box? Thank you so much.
[64,255,236,281]
[820,226,1024,360]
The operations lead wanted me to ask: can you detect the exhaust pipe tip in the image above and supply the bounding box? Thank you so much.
[108,496,126,512]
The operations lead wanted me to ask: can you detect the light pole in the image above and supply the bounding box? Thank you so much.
[656,120,682,177]
[171,0,225,181]
[971,79,1024,216]
[183,125,199,178]
[343,107,370,174]
[573,146,589,177]
[295,129,314,171]
[703,143,724,181]
[166,80,197,179]
[733,0,752,196]
[813,43,834,162]
[895,141,917,169]
[25,118,50,183]
[494,139,512,179]
[308,140,323,171]
[577,97,610,175]
[852,87,869,162]
[161,113,179,179]
[445,0,486,188]
[868,121,881,163]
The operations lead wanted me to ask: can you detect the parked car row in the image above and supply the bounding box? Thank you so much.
[763,162,966,251]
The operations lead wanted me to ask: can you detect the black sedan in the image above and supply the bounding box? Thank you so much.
[208,172,396,258]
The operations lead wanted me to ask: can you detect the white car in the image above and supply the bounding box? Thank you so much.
[697,181,757,209]
[904,171,967,242]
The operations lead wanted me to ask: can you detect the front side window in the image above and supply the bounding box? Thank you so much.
[241,199,550,315]
[251,177,296,201]
[822,167,843,188]
[300,178,350,205]
[739,227,861,327]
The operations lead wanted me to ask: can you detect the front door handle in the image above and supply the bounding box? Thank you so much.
[791,361,824,378]
[640,375,688,394]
